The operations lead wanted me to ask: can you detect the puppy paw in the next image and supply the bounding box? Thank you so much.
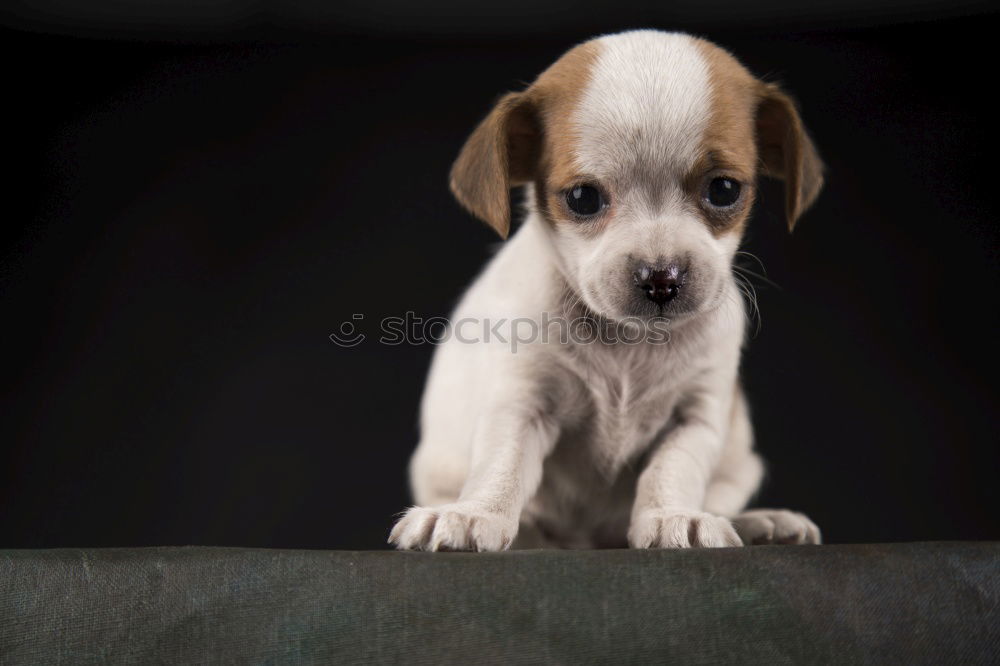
[388,503,517,552]
[628,510,742,549]
[732,509,821,545]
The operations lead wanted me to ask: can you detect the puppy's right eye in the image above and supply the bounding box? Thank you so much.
[565,185,605,217]
[706,177,742,208]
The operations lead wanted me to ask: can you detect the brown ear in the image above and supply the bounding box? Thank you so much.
[755,84,824,231]
[449,92,541,238]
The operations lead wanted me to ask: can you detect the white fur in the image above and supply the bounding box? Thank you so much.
[575,31,711,182]
[389,30,821,551]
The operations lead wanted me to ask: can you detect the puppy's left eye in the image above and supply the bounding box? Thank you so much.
[706,177,742,208]
[565,185,606,217]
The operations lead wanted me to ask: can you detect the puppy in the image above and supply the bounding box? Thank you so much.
[390,30,823,551]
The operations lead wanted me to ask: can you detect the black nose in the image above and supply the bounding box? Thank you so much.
[634,264,686,306]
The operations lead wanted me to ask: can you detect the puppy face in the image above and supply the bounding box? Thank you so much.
[451,31,823,322]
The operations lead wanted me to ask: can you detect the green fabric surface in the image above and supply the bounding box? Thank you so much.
[1,542,998,664]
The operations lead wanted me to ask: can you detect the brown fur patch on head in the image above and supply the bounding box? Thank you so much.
[692,40,764,237]
[694,39,824,234]
[449,41,601,237]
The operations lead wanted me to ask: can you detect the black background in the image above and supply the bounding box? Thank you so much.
[1,1,997,549]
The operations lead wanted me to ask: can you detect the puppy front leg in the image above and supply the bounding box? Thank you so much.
[390,408,558,552]
[629,395,742,549]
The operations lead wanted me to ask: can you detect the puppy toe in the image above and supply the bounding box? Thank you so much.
[770,511,809,544]
[469,515,514,552]
[690,514,743,548]
[806,518,822,545]
[733,513,776,545]
[389,507,438,550]
[429,510,473,551]
[734,509,821,546]
[626,514,661,549]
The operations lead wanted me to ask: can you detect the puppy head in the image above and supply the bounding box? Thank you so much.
[450,31,823,322]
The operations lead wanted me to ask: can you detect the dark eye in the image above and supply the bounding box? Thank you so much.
[706,177,741,207]
[565,185,605,217]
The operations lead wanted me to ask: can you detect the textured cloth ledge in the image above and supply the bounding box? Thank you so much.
[1,542,998,664]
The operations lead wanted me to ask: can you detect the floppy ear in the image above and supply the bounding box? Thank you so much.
[755,84,824,231]
[449,92,542,238]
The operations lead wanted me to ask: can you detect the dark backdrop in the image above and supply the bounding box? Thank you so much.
[1,1,997,549]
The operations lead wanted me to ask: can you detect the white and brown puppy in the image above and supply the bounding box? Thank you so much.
[389,30,824,551]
